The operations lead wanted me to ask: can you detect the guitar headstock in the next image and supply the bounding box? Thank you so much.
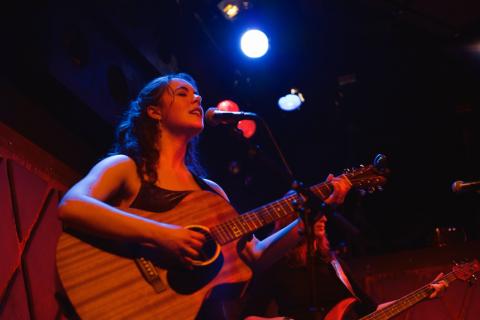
[343,154,389,193]
[453,259,480,283]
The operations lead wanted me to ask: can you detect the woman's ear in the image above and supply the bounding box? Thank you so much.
[146,105,162,121]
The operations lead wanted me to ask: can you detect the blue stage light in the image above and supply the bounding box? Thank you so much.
[240,29,269,58]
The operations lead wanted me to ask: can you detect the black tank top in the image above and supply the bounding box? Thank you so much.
[130,175,226,319]
[58,176,217,320]
[130,174,216,213]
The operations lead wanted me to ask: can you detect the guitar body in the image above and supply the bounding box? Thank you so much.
[56,191,253,320]
[56,156,391,319]
[324,297,358,320]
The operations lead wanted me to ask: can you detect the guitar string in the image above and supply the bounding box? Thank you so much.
[195,171,383,261]
[198,180,344,246]
[361,272,458,320]
[203,172,381,245]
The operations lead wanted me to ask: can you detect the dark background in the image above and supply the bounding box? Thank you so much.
[2,0,479,256]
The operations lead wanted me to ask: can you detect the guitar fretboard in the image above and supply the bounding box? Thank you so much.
[359,271,457,320]
[210,182,334,245]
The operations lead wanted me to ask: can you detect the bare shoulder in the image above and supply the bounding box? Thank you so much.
[90,154,137,174]
[202,178,230,202]
[67,154,140,202]
[88,154,140,188]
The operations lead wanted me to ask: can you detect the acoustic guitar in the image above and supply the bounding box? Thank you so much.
[56,155,388,319]
[325,259,480,320]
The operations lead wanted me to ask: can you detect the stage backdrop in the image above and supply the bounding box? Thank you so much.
[0,122,78,320]
[351,240,480,320]
[0,122,478,319]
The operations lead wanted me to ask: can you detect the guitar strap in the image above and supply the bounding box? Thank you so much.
[330,253,359,300]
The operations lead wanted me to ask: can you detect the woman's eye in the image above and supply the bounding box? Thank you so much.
[177,92,187,96]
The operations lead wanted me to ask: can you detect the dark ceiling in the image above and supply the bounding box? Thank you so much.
[2,0,480,256]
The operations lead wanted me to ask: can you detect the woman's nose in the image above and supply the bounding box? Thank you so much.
[194,94,202,104]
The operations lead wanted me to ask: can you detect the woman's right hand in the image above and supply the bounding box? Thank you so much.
[153,225,206,268]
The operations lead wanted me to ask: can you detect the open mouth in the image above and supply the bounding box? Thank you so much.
[190,108,203,116]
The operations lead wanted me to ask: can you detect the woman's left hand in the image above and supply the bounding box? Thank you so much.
[324,174,352,206]
[429,273,449,298]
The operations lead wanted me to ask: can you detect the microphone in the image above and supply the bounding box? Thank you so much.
[204,108,258,126]
[451,180,480,193]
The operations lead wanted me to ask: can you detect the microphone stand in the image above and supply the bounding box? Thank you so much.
[290,180,325,316]
[228,115,326,316]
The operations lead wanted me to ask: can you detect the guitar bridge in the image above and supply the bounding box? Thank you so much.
[135,257,166,293]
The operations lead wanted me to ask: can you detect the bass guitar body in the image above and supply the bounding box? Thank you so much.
[324,297,358,320]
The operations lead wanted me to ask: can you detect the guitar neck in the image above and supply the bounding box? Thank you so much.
[210,181,333,245]
[359,272,457,320]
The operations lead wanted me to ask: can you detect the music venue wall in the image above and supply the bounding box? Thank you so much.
[1,124,480,319]
[0,123,78,319]
[1,1,480,319]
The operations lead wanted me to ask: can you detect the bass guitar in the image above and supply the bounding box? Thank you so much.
[325,259,480,320]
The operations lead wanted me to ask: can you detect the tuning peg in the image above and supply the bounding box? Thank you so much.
[291,199,305,212]
[368,187,375,194]
[377,186,383,192]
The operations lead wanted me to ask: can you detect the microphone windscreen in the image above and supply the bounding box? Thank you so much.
[451,181,463,193]
[204,108,219,126]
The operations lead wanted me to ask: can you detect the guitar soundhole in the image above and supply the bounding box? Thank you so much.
[166,226,224,294]
[167,249,224,294]
[187,226,220,265]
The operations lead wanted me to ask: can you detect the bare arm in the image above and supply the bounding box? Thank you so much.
[58,155,205,266]
[242,218,303,273]
[242,174,352,272]
[376,273,449,310]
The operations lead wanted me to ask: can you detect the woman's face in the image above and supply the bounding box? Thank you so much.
[158,78,204,137]
[313,215,327,239]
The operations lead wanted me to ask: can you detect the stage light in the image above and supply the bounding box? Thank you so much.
[237,120,256,138]
[215,99,256,138]
[218,0,252,21]
[218,0,253,20]
[218,1,240,20]
[278,88,304,111]
[240,29,269,58]
[217,99,240,112]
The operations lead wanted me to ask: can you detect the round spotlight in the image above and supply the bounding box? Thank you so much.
[278,94,302,111]
[240,29,269,58]
[217,99,240,112]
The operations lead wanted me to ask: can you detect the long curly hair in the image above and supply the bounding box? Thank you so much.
[111,73,206,183]
[285,235,331,267]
